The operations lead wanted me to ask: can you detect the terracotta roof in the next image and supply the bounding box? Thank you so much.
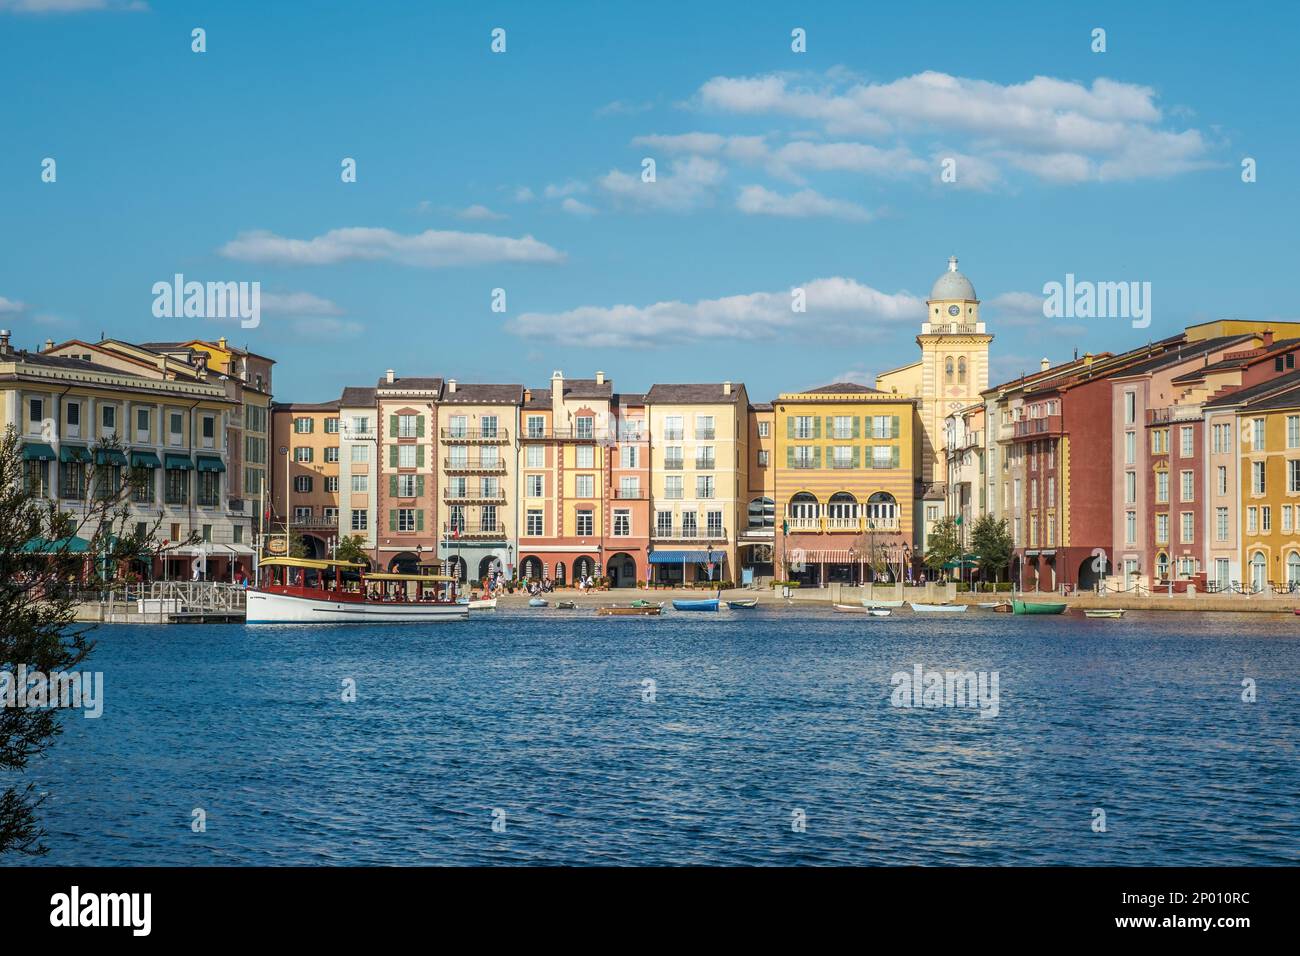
[644,383,745,404]
[1204,368,1300,409]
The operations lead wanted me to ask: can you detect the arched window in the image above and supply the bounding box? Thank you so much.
[748,497,775,529]
[827,492,858,526]
[1155,552,1169,581]
[866,492,897,524]
[958,357,967,384]
[945,357,954,384]
[787,492,819,522]
[1251,551,1267,593]
[1287,551,1300,587]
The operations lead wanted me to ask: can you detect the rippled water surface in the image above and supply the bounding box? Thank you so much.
[8,608,1300,865]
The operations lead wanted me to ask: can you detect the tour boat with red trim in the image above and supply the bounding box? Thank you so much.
[247,557,468,624]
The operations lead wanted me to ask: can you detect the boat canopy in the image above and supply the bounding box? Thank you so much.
[258,557,365,571]
[364,572,457,582]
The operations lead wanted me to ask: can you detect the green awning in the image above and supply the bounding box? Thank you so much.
[22,443,56,461]
[95,449,129,466]
[195,455,226,473]
[21,536,91,554]
[164,454,194,471]
[130,450,162,468]
[59,445,90,463]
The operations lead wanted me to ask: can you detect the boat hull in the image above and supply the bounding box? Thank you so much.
[726,600,758,609]
[247,590,468,624]
[598,604,663,616]
[672,599,719,612]
[908,603,967,613]
[1084,609,1125,618]
[860,599,905,608]
[1012,600,1068,615]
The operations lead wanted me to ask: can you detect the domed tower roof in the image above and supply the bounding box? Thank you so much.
[929,256,976,301]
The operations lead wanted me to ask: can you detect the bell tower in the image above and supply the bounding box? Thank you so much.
[916,256,992,481]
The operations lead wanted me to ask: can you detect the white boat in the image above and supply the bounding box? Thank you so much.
[834,604,891,616]
[1084,608,1125,619]
[247,558,468,625]
[861,599,905,608]
[908,602,968,613]
[467,597,498,610]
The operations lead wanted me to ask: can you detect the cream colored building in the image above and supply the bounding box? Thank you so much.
[338,386,378,561]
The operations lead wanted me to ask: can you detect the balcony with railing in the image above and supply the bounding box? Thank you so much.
[784,515,902,533]
[653,526,727,542]
[612,486,647,499]
[695,429,716,440]
[440,427,510,442]
[443,521,507,539]
[1011,415,1062,441]
[1148,405,1203,425]
[442,457,506,473]
[694,457,715,470]
[443,487,506,503]
[663,458,684,470]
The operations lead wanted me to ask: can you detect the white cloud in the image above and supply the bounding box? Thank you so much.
[736,185,872,221]
[507,276,923,348]
[560,197,597,216]
[543,181,588,199]
[598,156,726,212]
[986,291,1047,327]
[456,204,507,221]
[260,291,344,316]
[696,69,1216,183]
[219,227,565,268]
[0,296,26,314]
[513,186,535,202]
[632,132,769,163]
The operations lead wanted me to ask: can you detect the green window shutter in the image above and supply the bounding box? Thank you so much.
[865,445,875,468]
[416,444,425,467]
[787,447,795,467]
[813,417,821,439]
[786,418,794,439]
[825,416,834,436]
[389,444,397,467]
[388,509,396,531]
[891,416,900,439]
[852,417,860,439]
[389,475,397,496]
[813,447,822,468]
[416,475,425,496]
[891,446,900,469]
[389,414,398,436]
[417,415,425,437]
[851,446,860,468]
[416,509,424,531]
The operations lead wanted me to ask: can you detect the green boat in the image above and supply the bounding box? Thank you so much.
[1012,599,1067,615]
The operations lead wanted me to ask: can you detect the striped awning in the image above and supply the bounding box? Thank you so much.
[800,550,856,563]
[649,550,723,564]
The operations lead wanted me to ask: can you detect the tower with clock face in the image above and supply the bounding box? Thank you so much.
[914,256,992,482]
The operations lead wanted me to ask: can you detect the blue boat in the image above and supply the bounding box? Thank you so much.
[672,597,720,612]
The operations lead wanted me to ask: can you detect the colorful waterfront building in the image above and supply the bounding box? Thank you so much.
[739,401,776,582]
[943,402,985,535]
[516,371,622,584]
[7,330,246,580]
[375,371,441,572]
[337,386,378,564]
[643,382,750,585]
[270,400,341,559]
[435,379,521,584]
[771,383,917,585]
[606,390,652,586]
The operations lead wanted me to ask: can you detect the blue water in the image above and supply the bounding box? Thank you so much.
[6,609,1299,866]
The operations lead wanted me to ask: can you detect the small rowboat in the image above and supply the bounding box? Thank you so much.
[976,602,1003,609]
[992,603,1013,613]
[1084,608,1125,619]
[1012,600,1067,615]
[833,604,890,616]
[555,600,576,610]
[527,597,548,608]
[727,599,758,609]
[597,602,663,616]
[861,599,905,608]
[467,597,497,610]
[909,602,967,613]
[672,598,719,612]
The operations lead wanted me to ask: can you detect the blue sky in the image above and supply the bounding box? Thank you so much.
[2,0,1296,402]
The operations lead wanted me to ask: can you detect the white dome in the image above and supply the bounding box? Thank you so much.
[930,256,976,301]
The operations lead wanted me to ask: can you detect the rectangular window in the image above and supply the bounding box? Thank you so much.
[101,404,116,432]
[794,416,814,439]
[293,475,313,493]
[1285,505,1294,534]
[664,476,683,499]
[481,416,498,439]
[695,447,715,470]
[28,397,43,431]
[351,445,369,463]
[1247,506,1258,534]
[351,416,370,434]
[1180,470,1194,502]
[323,507,338,523]
[398,445,417,468]
[832,446,853,468]
[351,475,368,493]
[1252,461,1266,495]
[619,476,639,498]
[398,415,417,438]
[576,445,594,469]
[1289,416,1300,449]
[682,512,698,537]
[757,421,770,438]
[164,468,188,506]
[398,474,417,497]
[1216,507,1229,541]
[696,475,715,499]
[576,510,593,536]
[527,474,544,497]
[294,446,313,463]
[664,416,683,441]
[576,416,594,440]
[1124,432,1136,465]
[1217,465,1228,496]
[1253,418,1266,451]
[351,510,368,531]
[1180,426,1194,458]
[1125,511,1136,544]
[397,508,416,532]
[448,415,468,438]
[576,474,594,498]
[664,447,683,469]
[1155,514,1169,544]
[794,446,815,468]
[294,417,313,434]
[526,509,543,536]
[656,511,673,536]
[1290,460,1300,493]
[1258,509,1268,535]
[527,416,545,439]
[613,509,631,536]
[695,415,715,440]
[620,446,638,469]
[1124,392,1136,424]
[706,510,723,537]
[1125,472,1136,504]
[1155,471,1168,504]
[195,471,219,507]
[169,411,183,444]
[324,447,339,463]
[757,450,769,467]
[832,416,853,440]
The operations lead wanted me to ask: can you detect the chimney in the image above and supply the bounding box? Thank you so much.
[1040,357,1050,372]
[595,370,605,386]
[385,369,395,384]
[0,329,9,355]
[551,370,564,419]
[43,338,54,352]
[722,381,732,395]
[218,336,227,349]
[1262,330,1275,347]
[1083,352,1094,367]
[447,379,457,394]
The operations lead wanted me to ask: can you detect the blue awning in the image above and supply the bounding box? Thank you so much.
[22,443,56,461]
[648,550,721,564]
[130,450,162,468]
[164,454,194,471]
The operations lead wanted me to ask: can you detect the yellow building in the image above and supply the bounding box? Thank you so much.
[1238,386,1300,591]
[772,383,918,585]
[738,401,776,580]
[643,382,750,585]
